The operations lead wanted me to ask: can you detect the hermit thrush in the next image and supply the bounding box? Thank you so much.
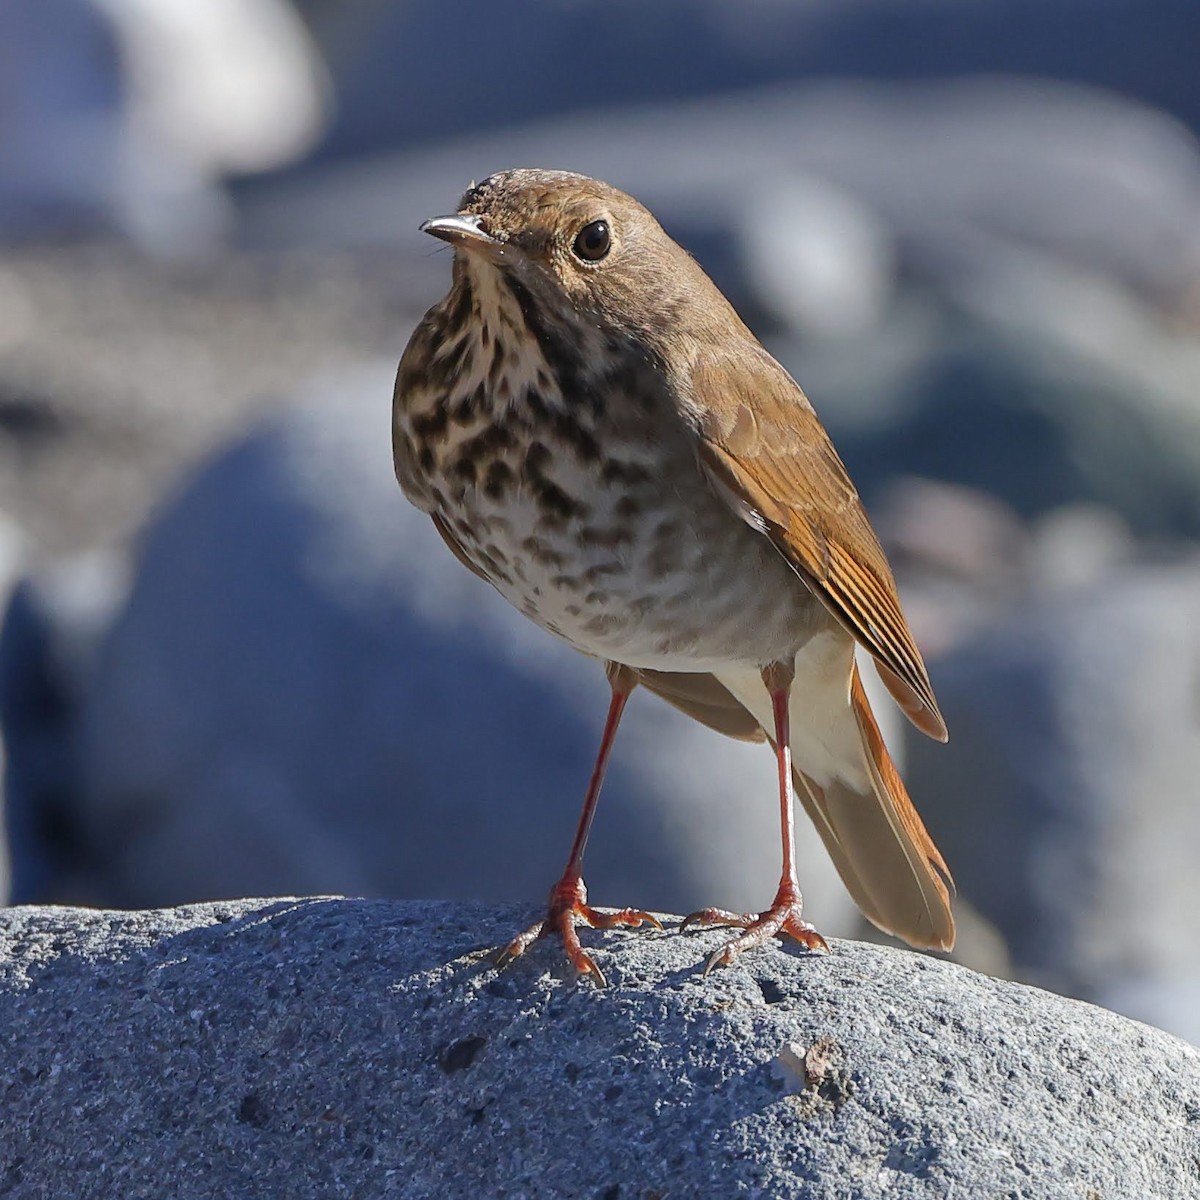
[393,169,954,983]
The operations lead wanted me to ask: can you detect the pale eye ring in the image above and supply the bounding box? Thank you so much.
[572,219,611,262]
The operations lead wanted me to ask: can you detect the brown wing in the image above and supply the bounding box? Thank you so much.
[637,670,766,742]
[693,347,947,742]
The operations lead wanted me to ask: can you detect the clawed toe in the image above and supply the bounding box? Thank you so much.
[682,889,829,974]
[493,878,660,985]
[495,923,545,971]
[585,906,663,932]
[680,906,756,933]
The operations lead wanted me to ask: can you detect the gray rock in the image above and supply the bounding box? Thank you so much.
[0,898,1196,1199]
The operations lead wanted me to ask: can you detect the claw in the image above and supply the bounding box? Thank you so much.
[591,907,663,932]
[576,955,607,988]
[494,877,658,985]
[684,886,829,973]
[495,922,545,970]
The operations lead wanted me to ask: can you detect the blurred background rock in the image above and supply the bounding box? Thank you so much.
[2,0,1199,1040]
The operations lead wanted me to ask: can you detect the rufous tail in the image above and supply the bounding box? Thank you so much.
[791,663,955,950]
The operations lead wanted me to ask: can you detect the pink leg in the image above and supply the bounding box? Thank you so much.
[681,660,829,973]
[496,663,661,985]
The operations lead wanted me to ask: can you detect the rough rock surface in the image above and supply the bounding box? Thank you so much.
[0,898,1196,1199]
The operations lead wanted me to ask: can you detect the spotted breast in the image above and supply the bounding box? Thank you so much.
[394,251,821,673]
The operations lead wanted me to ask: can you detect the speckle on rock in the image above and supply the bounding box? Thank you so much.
[439,1034,487,1074]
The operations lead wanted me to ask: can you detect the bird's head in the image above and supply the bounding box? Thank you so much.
[420,168,729,344]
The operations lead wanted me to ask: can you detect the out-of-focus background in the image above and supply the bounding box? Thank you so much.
[2,0,1199,1040]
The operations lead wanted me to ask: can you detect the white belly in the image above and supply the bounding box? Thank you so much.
[455,456,824,673]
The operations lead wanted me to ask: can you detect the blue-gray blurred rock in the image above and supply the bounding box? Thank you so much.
[0,553,128,906]
[908,556,1200,1043]
[67,363,854,932]
[0,0,125,240]
[0,515,29,900]
[1,898,1196,1199]
[298,0,1200,163]
[244,76,1200,318]
[0,0,325,250]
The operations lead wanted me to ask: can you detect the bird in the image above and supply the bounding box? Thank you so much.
[392,168,954,983]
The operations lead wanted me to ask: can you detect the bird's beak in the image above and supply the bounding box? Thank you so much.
[420,213,500,253]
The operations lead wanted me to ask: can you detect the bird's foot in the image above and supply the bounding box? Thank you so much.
[681,881,829,974]
[495,875,662,986]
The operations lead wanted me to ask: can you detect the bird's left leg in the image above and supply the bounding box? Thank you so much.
[682,659,829,973]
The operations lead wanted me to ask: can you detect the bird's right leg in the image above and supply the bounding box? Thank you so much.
[496,662,661,986]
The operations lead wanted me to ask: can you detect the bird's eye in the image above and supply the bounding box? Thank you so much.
[572,219,611,262]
